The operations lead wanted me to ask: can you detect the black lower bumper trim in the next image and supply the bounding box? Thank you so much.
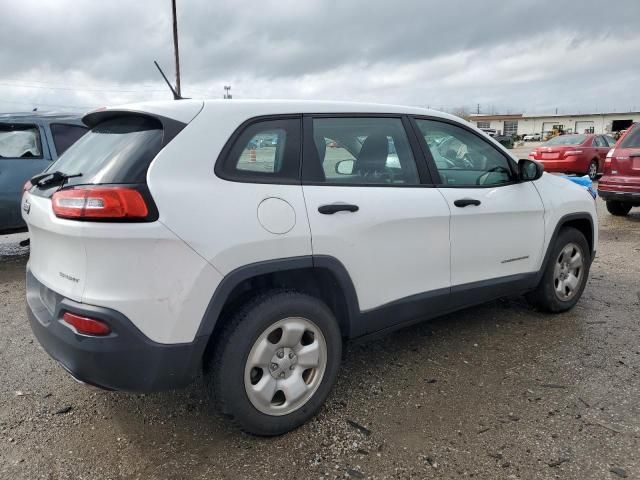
[26,268,207,392]
[598,189,640,204]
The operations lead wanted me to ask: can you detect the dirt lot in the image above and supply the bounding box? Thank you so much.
[1,198,639,480]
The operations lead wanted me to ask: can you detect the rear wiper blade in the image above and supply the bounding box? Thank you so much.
[31,171,82,187]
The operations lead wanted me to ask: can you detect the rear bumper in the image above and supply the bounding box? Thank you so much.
[26,268,207,392]
[533,158,585,173]
[598,189,640,204]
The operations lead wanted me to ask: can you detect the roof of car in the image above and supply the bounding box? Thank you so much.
[89,99,461,124]
[0,111,84,123]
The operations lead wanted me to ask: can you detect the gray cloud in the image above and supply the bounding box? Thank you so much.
[1,0,639,114]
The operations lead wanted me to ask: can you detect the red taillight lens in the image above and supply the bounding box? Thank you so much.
[564,150,583,156]
[52,187,148,220]
[62,312,111,336]
[23,180,32,193]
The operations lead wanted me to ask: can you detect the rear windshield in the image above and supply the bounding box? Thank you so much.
[620,126,640,149]
[544,134,587,146]
[0,124,43,158]
[48,116,162,187]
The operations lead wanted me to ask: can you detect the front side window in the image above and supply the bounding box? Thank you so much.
[218,118,301,182]
[0,124,42,159]
[305,117,420,185]
[415,119,515,187]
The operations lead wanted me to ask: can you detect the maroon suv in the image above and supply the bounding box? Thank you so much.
[598,123,640,216]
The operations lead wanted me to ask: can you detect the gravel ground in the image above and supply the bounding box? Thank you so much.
[1,198,639,480]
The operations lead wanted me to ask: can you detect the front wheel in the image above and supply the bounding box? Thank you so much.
[526,227,590,313]
[207,291,342,435]
[606,201,632,216]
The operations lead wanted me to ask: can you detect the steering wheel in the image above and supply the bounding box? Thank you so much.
[476,166,511,185]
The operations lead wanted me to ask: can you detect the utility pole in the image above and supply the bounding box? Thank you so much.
[171,0,181,97]
[477,103,480,115]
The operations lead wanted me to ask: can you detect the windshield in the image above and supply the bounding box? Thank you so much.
[47,116,162,187]
[544,134,587,146]
[0,124,42,158]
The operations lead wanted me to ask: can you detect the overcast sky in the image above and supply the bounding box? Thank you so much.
[1,0,640,116]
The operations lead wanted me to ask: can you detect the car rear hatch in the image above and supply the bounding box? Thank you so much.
[601,125,640,190]
[23,102,203,302]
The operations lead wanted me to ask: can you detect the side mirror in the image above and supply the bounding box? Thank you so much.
[335,159,355,175]
[518,159,544,181]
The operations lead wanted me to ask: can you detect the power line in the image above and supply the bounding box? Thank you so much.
[0,99,94,110]
[0,81,167,93]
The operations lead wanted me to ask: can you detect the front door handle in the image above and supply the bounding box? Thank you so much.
[318,203,359,214]
[454,198,481,208]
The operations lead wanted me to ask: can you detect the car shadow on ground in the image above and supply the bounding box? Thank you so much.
[101,293,572,458]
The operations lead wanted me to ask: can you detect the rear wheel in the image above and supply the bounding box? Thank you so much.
[526,227,590,313]
[206,291,342,436]
[587,160,598,180]
[606,201,632,216]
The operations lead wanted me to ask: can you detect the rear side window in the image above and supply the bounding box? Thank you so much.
[620,126,640,148]
[593,136,607,147]
[48,116,162,187]
[50,123,88,156]
[217,118,301,183]
[0,124,42,159]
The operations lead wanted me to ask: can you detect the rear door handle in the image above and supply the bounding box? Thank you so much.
[454,198,481,208]
[318,203,359,214]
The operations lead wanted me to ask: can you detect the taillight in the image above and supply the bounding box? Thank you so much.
[62,312,111,336]
[564,150,583,156]
[22,180,32,193]
[604,149,616,174]
[52,187,148,220]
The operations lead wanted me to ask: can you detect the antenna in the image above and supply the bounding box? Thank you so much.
[154,60,183,100]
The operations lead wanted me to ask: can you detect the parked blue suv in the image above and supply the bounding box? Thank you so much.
[0,112,87,234]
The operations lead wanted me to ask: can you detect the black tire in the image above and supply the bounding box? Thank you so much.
[587,160,598,180]
[525,227,591,313]
[606,200,632,216]
[206,290,342,436]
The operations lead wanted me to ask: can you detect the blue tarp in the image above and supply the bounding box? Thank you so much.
[561,175,597,199]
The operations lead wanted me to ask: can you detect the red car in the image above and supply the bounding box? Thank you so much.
[529,133,615,180]
[598,123,640,216]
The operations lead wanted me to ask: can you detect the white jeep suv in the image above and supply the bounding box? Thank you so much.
[23,100,597,435]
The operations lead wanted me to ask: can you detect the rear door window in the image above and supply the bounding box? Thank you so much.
[50,123,88,156]
[304,117,421,185]
[46,116,163,187]
[0,124,43,159]
[593,136,607,147]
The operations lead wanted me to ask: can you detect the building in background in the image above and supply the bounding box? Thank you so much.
[469,112,640,137]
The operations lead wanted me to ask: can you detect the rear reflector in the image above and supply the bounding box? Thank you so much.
[52,187,148,220]
[62,312,111,336]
